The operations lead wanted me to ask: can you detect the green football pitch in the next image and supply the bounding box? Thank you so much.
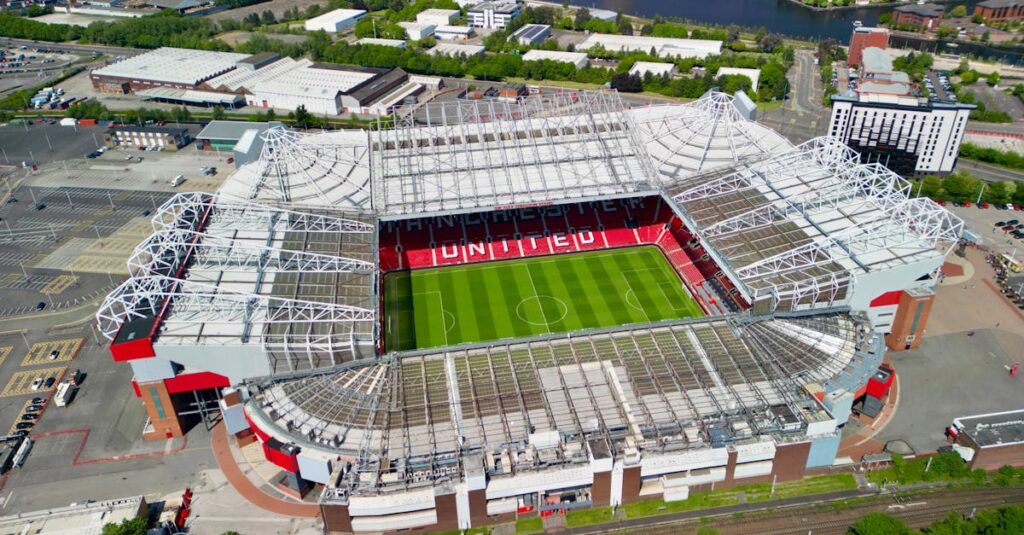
[383,246,705,352]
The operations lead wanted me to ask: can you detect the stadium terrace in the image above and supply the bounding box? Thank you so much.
[97,90,963,534]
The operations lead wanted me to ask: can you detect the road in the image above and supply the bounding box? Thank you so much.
[759,49,830,144]
[956,158,1024,183]
[0,37,141,59]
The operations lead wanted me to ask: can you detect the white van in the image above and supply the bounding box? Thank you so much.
[170,175,184,187]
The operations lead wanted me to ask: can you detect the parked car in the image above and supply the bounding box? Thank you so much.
[15,422,33,430]
[996,221,1007,227]
[44,377,56,388]
[34,203,45,210]
[31,397,45,405]
[35,302,45,311]
[26,404,42,412]
[20,414,36,421]
[1008,220,1020,226]
[30,377,43,390]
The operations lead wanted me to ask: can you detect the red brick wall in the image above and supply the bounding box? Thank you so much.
[849,31,889,67]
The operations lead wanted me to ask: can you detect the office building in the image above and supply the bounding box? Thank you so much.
[467,1,522,29]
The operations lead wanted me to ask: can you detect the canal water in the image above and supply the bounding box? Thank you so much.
[568,0,1023,62]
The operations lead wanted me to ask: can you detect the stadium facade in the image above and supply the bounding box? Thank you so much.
[97,91,962,533]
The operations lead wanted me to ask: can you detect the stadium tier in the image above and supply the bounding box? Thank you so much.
[97,90,963,533]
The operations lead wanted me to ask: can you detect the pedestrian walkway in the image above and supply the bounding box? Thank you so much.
[210,422,319,518]
[836,358,900,461]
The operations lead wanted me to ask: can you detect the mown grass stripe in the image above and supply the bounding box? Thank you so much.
[391,246,704,350]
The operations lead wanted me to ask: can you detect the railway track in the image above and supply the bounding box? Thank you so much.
[617,488,1024,535]
[724,488,1024,535]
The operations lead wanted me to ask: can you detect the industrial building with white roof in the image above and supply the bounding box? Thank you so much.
[579,33,723,59]
[97,90,963,534]
[90,48,419,116]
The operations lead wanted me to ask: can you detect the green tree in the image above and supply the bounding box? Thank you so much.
[848,513,911,535]
[101,517,148,535]
[573,7,591,30]
[987,70,1001,86]
[212,106,226,120]
[760,33,783,52]
[726,24,740,42]
[936,24,958,39]
[948,4,967,18]
[755,26,766,43]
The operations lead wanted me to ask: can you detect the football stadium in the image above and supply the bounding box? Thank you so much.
[97,90,963,533]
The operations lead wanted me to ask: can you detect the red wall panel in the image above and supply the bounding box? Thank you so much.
[164,371,230,394]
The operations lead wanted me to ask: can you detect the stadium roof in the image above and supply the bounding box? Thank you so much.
[373,91,658,217]
[97,192,377,374]
[666,137,963,310]
[92,47,247,86]
[246,311,881,495]
[631,91,790,181]
[219,126,372,208]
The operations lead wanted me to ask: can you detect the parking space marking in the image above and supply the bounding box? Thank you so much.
[41,275,77,295]
[0,366,66,398]
[0,347,11,367]
[6,399,38,435]
[67,255,129,275]
[21,338,82,367]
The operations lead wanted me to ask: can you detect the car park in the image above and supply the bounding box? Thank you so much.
[30,377,42,390]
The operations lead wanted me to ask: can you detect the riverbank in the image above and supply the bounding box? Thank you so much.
[783,0,914,13]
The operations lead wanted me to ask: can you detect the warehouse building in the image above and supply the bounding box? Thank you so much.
[848,26,889,68]
[303,8,367,33]
[357,38,408,48]
[105,125,192,151]
[629,61,677,78]
[399,21,436,40]
[579,34,722,59]
[717,67,761,91]
[248,65,409,116]
[90,48,248,93]
[196,120,279,152]
[511,23,550,45]
[521,49,588,69]
[416,7,459,26]
[435,24,475,40]
[429,43,486,57]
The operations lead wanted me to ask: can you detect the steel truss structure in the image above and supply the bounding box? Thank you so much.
[246,312,879,496]
[631,91,791,181]
[373,91,659,216]
[667,137,964,310]
[220,126,373,209]
[97,192,378,372]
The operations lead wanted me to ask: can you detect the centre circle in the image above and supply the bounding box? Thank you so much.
[515,295,569,326]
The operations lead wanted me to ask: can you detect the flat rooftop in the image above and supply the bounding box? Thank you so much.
[956,410,1024,448]
[92,47,247,86]
[0,496,145,535]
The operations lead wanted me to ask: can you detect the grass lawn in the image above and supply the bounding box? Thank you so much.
[515,517,544,534]
[383,246,704,351]
[564,507,614,528]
